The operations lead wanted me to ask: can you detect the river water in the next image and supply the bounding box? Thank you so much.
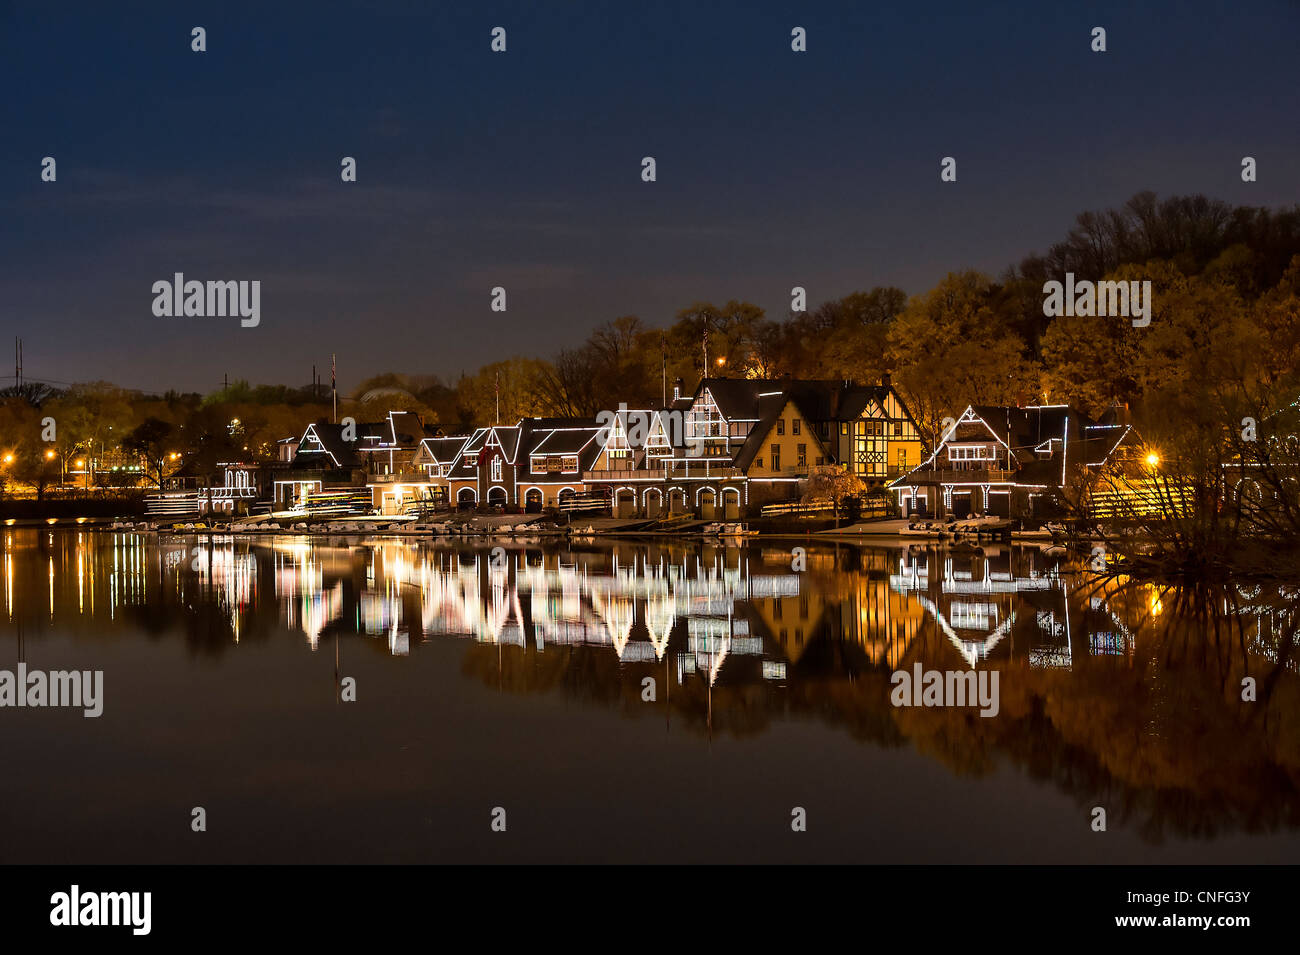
[1,528,1296,863]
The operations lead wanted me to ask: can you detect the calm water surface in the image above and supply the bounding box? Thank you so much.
[1,528,1297,863]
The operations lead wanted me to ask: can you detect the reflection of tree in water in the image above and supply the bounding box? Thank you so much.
[120,600,237,659]
[457,574,1300,843]
[10,529,1300,843]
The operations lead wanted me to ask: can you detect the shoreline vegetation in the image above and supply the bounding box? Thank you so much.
[5,192,1300,583]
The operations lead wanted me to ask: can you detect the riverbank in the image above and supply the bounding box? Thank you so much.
[0,495,145,520]
[97,512,1067,544]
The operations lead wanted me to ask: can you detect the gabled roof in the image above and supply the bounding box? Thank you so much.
[522,418,604,472]
[388,411,433,446]
[693,378,787,421]
[529,427,600,456]
[732,394,833,472]
[691,377,914,427]
[419,435,472,464]
[443,418,604,479]
[895,404,1139,489]
[291,422,362,469]
[485,425,523,462]
[351,421,392,447]
[446,428,490,479]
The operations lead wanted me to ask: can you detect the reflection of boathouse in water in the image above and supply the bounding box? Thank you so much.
[133,533,1292,690]
[886,544,1141,670]
[238,539,1142,683]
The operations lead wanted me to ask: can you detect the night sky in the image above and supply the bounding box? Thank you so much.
[2,0,1297,394]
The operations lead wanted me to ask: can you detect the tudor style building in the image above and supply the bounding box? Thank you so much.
[201,378,925,521]
[890,404,1139,520]
[580,376,926,519]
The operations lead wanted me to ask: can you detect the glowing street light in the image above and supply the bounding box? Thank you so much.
[1145,452,1160,468]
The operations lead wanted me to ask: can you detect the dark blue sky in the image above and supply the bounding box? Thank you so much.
[2,0,1297,393]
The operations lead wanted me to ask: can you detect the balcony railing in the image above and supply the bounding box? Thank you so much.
[894,467,1017,485]
[584,459,743,481]
[369,469,438,484]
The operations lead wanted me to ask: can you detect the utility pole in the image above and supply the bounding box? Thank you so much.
[494,369,500,425]
[331,354,337,423]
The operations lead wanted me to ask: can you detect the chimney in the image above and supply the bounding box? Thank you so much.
[881,373,891,388]
[673,377,684,401]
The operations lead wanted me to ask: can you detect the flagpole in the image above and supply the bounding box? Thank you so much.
[661,331,667,407]
[331,353,337,423]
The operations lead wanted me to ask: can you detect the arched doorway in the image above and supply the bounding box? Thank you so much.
[615,488,637,518]
[668,488,686,515]
[524,488,543,512]
[721,488,740,519]
[698,488,716,520]
[487,486,508,508]
[643,488,663,518]
[456,487,477,508]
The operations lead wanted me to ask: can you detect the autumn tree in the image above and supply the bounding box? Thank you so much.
[801,464,868,528]
[887,271,1038,443]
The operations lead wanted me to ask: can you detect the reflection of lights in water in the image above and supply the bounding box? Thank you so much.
[950,601,998,630]
[195,542,256,641]
[24,535,1291,688]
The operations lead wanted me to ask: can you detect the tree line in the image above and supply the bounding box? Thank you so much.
[3,191,1299,491]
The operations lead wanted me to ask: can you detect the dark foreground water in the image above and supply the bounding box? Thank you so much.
[0,528,1297,863]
